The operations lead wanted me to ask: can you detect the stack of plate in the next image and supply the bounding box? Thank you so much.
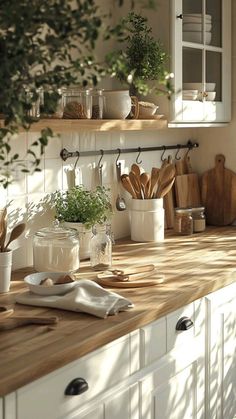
[183,13,212,45]
[183,83,216,101]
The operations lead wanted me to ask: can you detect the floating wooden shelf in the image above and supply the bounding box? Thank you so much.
[1,118,167,133]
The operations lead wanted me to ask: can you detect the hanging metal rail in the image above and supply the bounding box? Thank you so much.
[60,139,199,162]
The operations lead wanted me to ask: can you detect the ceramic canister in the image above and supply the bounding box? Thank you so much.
[103,90,132,119]
[130,198,164,242]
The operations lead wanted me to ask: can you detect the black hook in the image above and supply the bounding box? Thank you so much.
[136,147,142,164]
[115,148,121,167]
[161,146,166,162]
[74,152,80,170]
[184,143,192,158]
[98,149,104,168]
[175,144,181,160]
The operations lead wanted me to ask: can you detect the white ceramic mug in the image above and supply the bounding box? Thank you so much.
[129,199,164,242]
[0,249,13,293]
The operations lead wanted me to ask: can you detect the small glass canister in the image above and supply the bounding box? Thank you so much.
[63,88,92,119]
[191,207,206,233]
[90,224,112,271]
[33,221,80,273]
[174,208,193,235]
[91,89,104,119]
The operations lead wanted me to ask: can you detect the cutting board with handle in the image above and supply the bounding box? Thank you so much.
[201,154,236,225]
[175,154,201,208]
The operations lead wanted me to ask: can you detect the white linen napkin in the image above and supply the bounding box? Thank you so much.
[15,279,134,319]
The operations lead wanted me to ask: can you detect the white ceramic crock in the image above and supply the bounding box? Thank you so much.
[103,90,132,119]
[129,199,164,242]
[0,249,13,293]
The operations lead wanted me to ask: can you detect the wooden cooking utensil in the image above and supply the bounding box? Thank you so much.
[156,164,175,198]
[156,177,175,198]
[140,172,150,198]
[112,264,156,276]
[131,163,143,194]
[3,223,26,251]
[129,171,142,198]
[163,156,176,229]
[0,306,14,319]
[0,316,59,331]
[201,154,236,225]
[149,167,160,198]
[121,174,137,199]
[0,208,7,252]
[97,275,165,288]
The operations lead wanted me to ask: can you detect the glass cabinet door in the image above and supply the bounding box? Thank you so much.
[170,0,231,124]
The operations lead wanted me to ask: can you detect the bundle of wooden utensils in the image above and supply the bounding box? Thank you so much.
[121,162,176,199]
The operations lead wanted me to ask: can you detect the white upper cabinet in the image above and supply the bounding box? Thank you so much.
[170,0,231,124]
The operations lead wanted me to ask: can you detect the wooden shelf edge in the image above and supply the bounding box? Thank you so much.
[1,118,168,133]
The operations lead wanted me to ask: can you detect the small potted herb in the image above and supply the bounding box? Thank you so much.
[52,186,112,260]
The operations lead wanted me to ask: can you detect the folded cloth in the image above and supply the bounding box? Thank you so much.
[15,279,134,319]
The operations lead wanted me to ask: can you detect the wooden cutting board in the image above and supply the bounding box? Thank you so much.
[175,173,201,207]
[201,154,236,225]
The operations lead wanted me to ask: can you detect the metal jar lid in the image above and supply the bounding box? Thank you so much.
[175,207,192,214]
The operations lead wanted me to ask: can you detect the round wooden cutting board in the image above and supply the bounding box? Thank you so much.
[201,154,236,226]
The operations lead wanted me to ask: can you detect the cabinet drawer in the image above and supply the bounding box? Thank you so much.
[167,299,205,353]
[140,317,166,366]
[17,335,131,419]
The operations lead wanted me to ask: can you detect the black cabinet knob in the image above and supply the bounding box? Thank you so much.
[176,316,194,331]
[177,14,183,19]
[65,378,89,396]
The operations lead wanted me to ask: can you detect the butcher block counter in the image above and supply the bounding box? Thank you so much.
[0,226,236,397]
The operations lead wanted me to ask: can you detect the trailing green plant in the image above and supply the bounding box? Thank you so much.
[52,186,112,229]
[105,12,173,97]
[0,0,106,187]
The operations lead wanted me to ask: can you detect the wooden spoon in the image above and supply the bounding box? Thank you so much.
[121,174,137,199]
[0,208,7,252]
[156,164,175,197]
[0,316,59,331]
[149,167,160,198]
[140,172,150,198]
[129,171,142,198]
[4,223,26,251]
[131,163,143,195]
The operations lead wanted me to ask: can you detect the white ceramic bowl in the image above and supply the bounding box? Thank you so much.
[183,31,211,44]
[183,13,212,20]
[205,91,216,101]
[24,272,77,296]
[183,22,212,32]
[182,90,198,100]
[183,82,216,92]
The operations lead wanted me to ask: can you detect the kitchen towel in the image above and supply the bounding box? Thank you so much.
[15,279,134,319]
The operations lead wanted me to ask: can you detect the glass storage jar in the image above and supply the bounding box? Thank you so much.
[63,88,92,119]
[90,224,112,271]
[91,89,104,119]
[174,208,193,235]
[33,221,80,273]
[191,207,206,233]
[40,88,65,119]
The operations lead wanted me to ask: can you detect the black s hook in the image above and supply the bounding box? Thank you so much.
[161,146,166,162]
[98,149,104,168]
[175,144,181,160]
[136,147,142,165]
[115,148,121,167]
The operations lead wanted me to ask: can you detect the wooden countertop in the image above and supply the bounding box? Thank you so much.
[0,226,236,396]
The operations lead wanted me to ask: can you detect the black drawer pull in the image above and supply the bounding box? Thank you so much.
[65,378,89,396]
[176,316,194,331]
[177,14,183,19]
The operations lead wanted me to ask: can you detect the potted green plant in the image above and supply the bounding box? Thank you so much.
[105,12,173,98]
[52,185,112,260]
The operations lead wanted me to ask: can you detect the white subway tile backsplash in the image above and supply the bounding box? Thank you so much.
[44,135,62,159]
[44,159,63,192]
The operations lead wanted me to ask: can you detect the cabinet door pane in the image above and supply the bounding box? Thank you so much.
[183,47,202,99]
[206,0,222,47]
[206,51,222,101]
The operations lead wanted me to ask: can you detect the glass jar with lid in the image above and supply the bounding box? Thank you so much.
[191,207,206,233]
[33,221,80,272]
[174,208,193,235]
[63,88,92,119]
[90,224,112,271]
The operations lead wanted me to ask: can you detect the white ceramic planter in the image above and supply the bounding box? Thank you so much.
[0,249,13,293]
[129,199,164,242]
[103,90,132,119]
[64,222,92,260]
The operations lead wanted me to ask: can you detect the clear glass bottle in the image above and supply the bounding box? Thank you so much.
[191,207,206,233]
[174,208,193,235]
[90,224,112,271]
[33,221,80,272]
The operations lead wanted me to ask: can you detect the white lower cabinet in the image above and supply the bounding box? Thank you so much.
[205,282,236,419]
[2,283,236,419]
